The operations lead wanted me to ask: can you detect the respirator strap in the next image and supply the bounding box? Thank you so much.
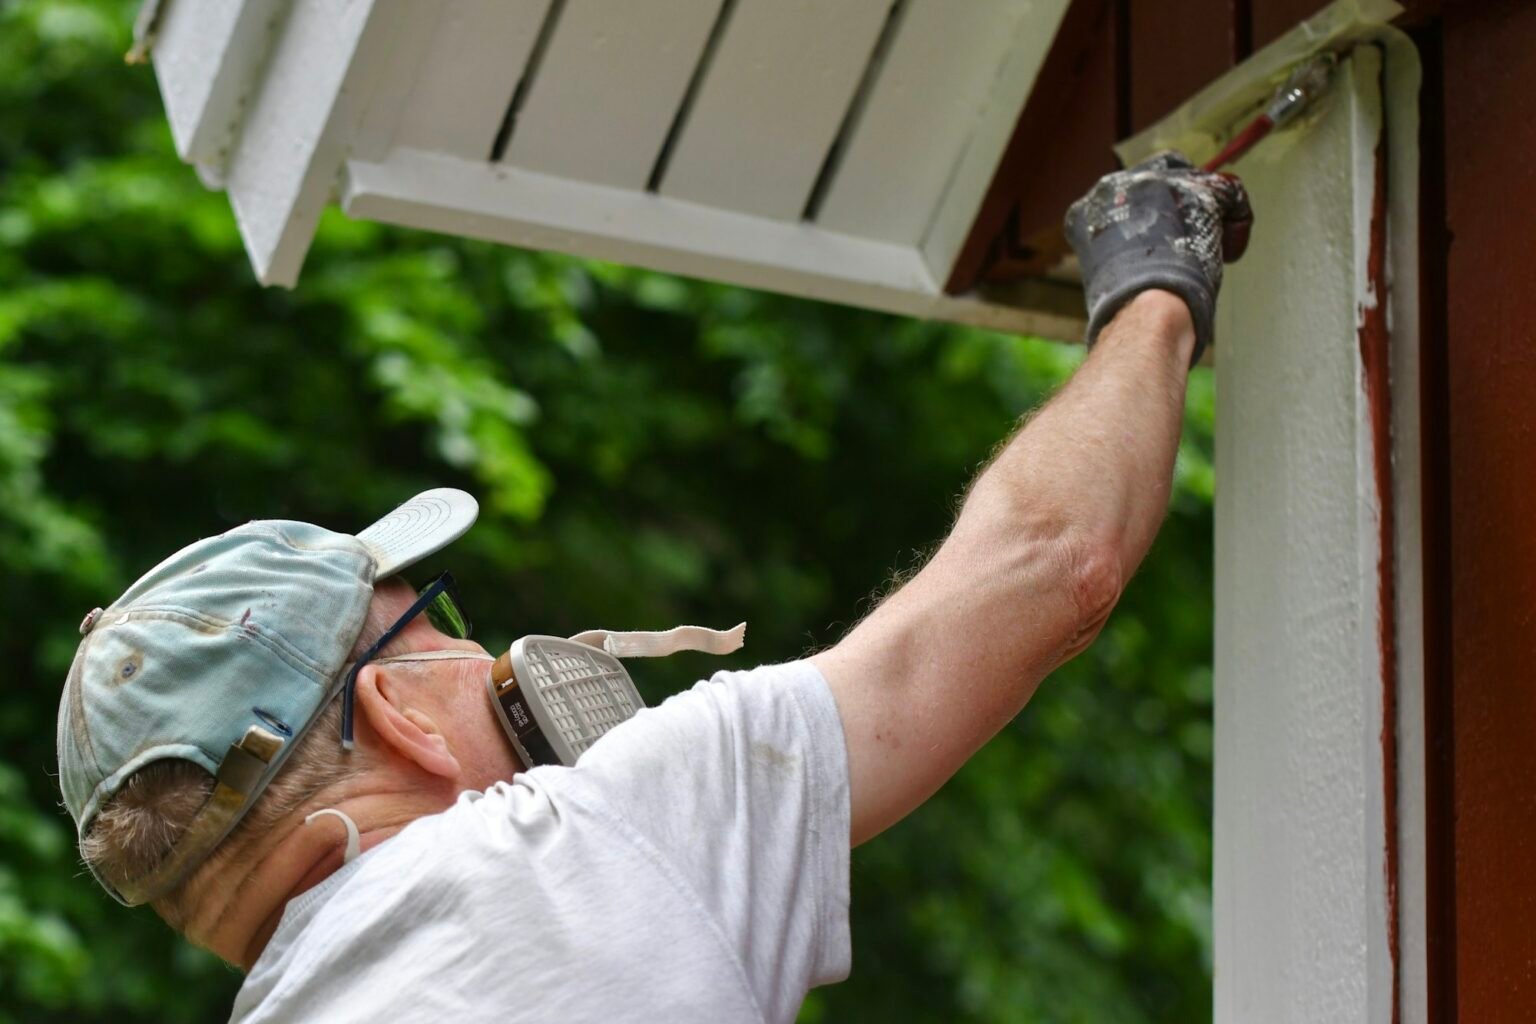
[567,623,746,658]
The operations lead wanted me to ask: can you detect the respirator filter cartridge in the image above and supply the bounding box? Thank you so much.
[488,636,644,767]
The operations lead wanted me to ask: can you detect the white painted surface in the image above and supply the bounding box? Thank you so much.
[658,0,892,220]
[222,0,400,286]
[917,0,1070,283]
[815,0,1035,244]
[502,0,723,188]
[1377,32,1426,1024]
[151,0,286,166]
[385,0,552,160]
[1214,47,1415,1023]
[145,0,1085,332]
[342,147,1084,339]
[349,0,446,164]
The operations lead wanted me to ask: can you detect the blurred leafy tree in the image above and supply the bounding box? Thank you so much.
[0,1,1214,1021]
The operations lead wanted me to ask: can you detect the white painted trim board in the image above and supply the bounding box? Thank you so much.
[1212,43,1422,1023]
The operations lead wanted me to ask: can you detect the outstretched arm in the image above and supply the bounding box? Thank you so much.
[812,291,1193,844]
[812,155,1251,845]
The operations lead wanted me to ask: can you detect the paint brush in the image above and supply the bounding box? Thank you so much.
[1201,54,1338,171]
[984,53,1340,282]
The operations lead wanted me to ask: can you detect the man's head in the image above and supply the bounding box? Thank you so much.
[56,490,518,941]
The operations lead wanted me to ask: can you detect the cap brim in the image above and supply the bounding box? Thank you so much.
[355,488,479,579]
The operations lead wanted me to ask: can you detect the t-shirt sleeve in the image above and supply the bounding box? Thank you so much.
[554,659,851,1019]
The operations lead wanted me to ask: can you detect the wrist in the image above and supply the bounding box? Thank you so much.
[1127,288,1195,334]
[1097,289,1198,367]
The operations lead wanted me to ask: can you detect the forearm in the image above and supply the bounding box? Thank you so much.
[815,291,1195,842]
[819,152,1247,845]
[853,289,1194,696]
[956,288,1195,612]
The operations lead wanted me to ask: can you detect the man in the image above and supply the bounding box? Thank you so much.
[58,154,1250,1022]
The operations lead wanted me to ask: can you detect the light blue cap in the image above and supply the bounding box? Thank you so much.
[57,489,478,904]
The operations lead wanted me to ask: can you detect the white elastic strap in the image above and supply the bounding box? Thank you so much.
[568,623,746,658]
[304,808,362,865]
[335,650,495,681]
[371,651,496,665]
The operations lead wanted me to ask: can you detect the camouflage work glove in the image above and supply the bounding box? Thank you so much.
[1064,151,1253,365]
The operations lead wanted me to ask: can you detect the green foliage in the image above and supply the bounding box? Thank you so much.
[0,1,1214,1020]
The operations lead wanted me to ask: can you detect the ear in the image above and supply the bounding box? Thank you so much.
[353,664,462,780]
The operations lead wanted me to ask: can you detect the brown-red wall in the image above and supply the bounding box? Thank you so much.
[1426,2,1536,1019]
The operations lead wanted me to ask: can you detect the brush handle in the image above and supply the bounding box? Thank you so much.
[1203,114,1275,172]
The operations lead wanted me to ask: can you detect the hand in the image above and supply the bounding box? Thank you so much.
[1064,151,1253,365]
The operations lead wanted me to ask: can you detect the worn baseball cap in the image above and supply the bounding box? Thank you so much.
[57,488,478,905]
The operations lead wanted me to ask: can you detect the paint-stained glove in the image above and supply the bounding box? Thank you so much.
[1065,151,1253,365]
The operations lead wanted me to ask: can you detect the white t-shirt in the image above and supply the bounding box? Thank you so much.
[229,660,851,1024]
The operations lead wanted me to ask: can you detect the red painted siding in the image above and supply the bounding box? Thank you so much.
[1129,0,1244,132]
[1439,1,1536,1017]
[1251,0,1328,48]
[999,0,1122,280]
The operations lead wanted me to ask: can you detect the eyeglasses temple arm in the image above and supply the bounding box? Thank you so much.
[340,573,453,750]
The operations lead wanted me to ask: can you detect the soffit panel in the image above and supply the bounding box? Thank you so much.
[147,0,1081,334]
[814,0,1039,246]
[389,0,553,160]
[656,0,893,221]
[500,0,724,189]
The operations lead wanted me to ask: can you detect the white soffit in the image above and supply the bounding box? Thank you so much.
[148,0,1078,338]
[501,0,724,188]
[656,0,892,220]
[388,0,552,161]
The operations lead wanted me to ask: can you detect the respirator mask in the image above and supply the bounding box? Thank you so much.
[485,624,744,767]
[369,625,742,767]
[342,572,745,768]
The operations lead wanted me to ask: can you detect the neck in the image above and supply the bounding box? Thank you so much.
[187,786,453,971]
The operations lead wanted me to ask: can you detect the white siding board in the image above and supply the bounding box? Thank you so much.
[815,0,1035,244]
[223,0,397,285]
[1380,34,1427,1021]
[1213,49,1402,1023]
[350,0,446,162]
[343,147,1085,340]
[658,0,892,220]
[388,0,553,160]
[502,0,724,188]
[152,0,287,167]
[151,0,1092,339]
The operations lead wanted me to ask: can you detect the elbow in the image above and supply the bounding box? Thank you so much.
[1058,533,1125,655]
